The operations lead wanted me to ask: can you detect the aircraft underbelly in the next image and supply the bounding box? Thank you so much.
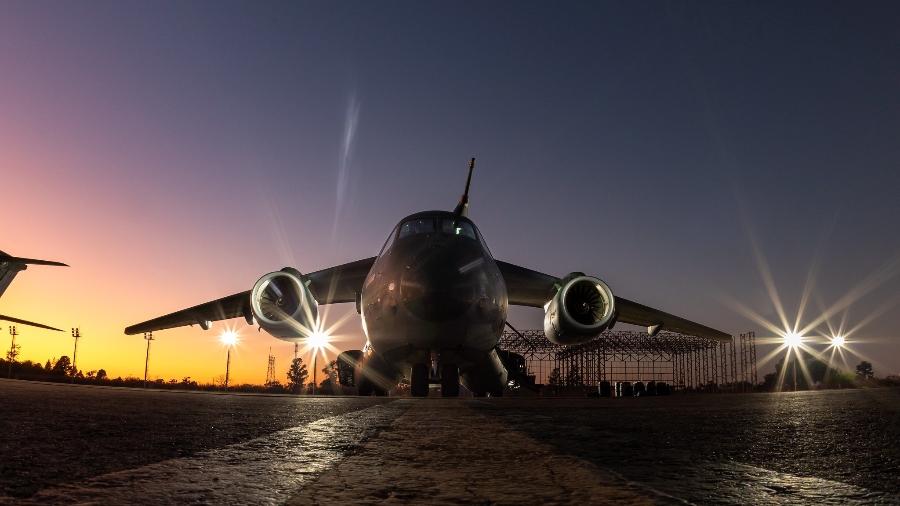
[365,303,502,356]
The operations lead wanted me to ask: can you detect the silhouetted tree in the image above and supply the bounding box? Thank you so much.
[51,356,72,376]
[856,361,874,380]
[565,365,583,387]
[5,343,20,363]
[318,360,339,392]
[287,357,308,393]
[547,367,561,387]
[96,369,108,381]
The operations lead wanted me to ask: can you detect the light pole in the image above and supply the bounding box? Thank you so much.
[220,330,238,391]
[143,332,154,388]
[307,331,329,395]
[7,325,18,378]
[793,358,797,392]
[312,349,318,395]
[71,328,81,382]
[225,345,232,390]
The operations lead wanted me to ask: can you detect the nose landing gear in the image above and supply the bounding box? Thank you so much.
[440,363,459,397]
[409,358,460,397]
[411,363,429,397]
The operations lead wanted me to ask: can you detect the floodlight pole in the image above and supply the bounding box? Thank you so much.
[312,350,318,395]
[792,359,797,392]
[143,332,154,388]
[224,345,232,391]
[7,325,18,378]
[71,328,81,383]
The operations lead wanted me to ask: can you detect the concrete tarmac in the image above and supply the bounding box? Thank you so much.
[1,379,898,504]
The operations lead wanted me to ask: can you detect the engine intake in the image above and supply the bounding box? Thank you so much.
[544,274,615,345]
[250,268,318,340]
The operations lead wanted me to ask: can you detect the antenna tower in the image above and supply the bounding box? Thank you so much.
[266,347,277,385]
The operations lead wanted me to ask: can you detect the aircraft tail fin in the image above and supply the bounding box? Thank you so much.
[452,157,476,217]
[0,251,68,298]
[0,252,68,267]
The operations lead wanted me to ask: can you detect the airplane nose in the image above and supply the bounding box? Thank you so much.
[400,250,478,322]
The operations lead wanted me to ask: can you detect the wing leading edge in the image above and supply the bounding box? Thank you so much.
[0,314,64,332]
[496,260,731,342]
[124,257,376,336]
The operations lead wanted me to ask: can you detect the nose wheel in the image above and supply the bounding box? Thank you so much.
[441,364,459,397]
[410,363,429,397]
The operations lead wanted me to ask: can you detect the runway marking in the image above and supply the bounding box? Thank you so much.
[23,401,410,505]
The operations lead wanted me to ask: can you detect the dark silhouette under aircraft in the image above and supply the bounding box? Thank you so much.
[0,251,68,331]
[126,160,730,396]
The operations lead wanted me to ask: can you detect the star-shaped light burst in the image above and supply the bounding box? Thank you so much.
[220,329,239,347]
[723,219,900,391]
[294,312,355,367]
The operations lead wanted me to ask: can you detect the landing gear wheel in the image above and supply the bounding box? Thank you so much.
[410,363,429,397]
[357,375,374,396]
[441,364,460,397]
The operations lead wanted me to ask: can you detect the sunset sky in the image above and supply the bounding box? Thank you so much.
[2,1,898,384]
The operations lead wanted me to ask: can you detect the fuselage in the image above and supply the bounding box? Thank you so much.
[359,211,508,385]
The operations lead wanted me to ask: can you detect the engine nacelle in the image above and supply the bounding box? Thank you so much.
[543,274,616,345]
[250,268,318,340]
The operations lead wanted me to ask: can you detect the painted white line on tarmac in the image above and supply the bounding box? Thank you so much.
[25,401,410,505]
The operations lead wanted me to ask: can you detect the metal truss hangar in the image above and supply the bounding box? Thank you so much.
[499,329,758,392]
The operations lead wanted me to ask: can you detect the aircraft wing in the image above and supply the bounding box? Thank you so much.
[124,290,251,335]
[496,260,731,341]
[124,257,376,335]
[306,256,377,304]
[0,314,64,332]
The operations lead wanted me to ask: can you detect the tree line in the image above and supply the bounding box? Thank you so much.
[0,355,360,395]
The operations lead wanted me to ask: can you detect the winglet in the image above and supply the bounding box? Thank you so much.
[452,157,476,217]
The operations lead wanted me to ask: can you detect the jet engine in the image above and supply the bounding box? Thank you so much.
[250,268,318,340]
[543,273,616,345]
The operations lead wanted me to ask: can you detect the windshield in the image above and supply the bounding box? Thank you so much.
[393,216,490,255]
[439,218,476,240]
[398,218,436,239]
[379,225,399,254]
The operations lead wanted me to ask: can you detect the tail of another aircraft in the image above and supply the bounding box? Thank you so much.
[452,157,476,217]
[0,250,67,331]
[0,255,27,299]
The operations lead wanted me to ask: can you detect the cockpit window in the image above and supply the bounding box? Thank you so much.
[379,225,399,254]
[398,218,436,239]
[440,219,477,240]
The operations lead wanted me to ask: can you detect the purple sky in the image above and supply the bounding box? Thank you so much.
[2,1,898,381]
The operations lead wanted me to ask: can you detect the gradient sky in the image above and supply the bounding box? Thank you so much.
[2,1,898,384]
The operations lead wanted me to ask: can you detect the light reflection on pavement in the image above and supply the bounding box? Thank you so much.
[2,381,898,505]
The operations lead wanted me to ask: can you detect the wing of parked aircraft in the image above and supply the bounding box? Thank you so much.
[0,314,64,332]
[124,257,376,335]
[496,260,731,341]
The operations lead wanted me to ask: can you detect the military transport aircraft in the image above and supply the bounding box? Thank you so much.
[126,160,730,396]
[0,251,68,331]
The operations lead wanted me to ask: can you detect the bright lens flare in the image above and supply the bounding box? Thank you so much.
[220,330,238,347]
[307,331,329,349]
[831,335,846,348]
[784,332,802,348]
